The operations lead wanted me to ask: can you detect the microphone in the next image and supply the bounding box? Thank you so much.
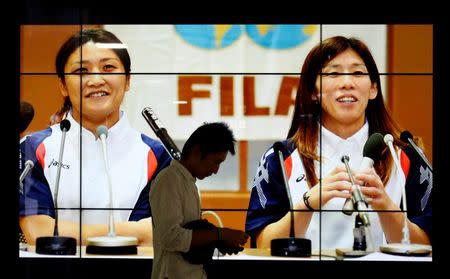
[400,130,432,172]
[19,101,34,133]
[274,142,295,238]
[379,134,432,256]
[342,132,385,215]
[36,119,76,255]
[53,119,71,236]
[19,160,34,194]
[142,107,181,161]
[270,141,311,257]
[85,125,138,255]
[97,125,118,238]
[341,155,370,227]
[338,154,380,257]
[96,126,115,236]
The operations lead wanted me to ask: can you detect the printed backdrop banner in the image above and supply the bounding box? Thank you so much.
[105,25,386,140]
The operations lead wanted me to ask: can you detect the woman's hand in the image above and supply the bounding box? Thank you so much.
[136,217,153,246]
[354,168,396,211]
[301,165,352,210]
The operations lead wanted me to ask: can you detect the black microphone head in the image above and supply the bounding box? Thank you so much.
[363,132,385,161]
[341,155,350,163]
[400,130,413,143]
[96,125,108,138]
[60,119,71,132]
[19,101,35,133]
[273,141,285,154]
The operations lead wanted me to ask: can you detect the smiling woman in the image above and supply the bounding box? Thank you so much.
[245,36,432,252]
[19,29,172,248]
[54,29,132,134]
[317,48,378,138]
[58,42,130,133]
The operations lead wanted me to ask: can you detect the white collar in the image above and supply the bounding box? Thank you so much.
[64,110,132,143]
[320,121,369,159]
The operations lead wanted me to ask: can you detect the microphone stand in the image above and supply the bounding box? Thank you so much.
[336,215,371,257]
[379,135,432,256]
[336,155,372,257]
[86,126,138,254]
[142,107,182,160]
[36,120,76,255]
[19,160,34,194]
[401,131,433,172]
[342,133,385,216]
[341,155,370,226]
[270,142,311,257]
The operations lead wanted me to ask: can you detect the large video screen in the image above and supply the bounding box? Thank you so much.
[18,22,434,275]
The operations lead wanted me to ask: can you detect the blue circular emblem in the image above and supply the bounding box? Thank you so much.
[245,25,316,49]
[175,25,243,49]
[175,25,316,50]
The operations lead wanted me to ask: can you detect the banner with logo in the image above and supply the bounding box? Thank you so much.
[105,25,386,140]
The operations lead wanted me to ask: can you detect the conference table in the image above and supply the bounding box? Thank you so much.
[18,245,433,278]
[20,245,432,262]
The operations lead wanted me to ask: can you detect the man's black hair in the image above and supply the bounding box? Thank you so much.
[181,122,236,159]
